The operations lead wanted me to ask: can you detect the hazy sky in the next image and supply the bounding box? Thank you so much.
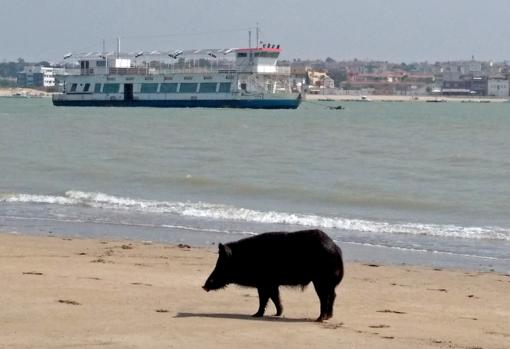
[1,0,510,63]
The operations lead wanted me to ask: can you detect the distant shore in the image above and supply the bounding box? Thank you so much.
[306,93,510,103]
[1,88,509,103]
[1,232,509,349]
[0,87,51,98]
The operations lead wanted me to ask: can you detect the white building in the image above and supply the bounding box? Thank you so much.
[17,66,65,88]
[487,77,509,97]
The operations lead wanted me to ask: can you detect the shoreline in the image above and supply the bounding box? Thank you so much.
[2,222,508,274]
[1,232,509,348]
[305,93,510,103]
[1,88,508,103]
[0,87,52,98]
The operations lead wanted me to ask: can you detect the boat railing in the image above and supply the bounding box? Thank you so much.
[66,65,290,76]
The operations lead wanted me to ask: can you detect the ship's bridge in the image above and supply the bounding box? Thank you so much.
[234,47,281,73]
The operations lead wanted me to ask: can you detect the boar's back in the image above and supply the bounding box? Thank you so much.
[227,229,342,287]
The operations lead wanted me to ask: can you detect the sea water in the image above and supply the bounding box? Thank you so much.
[1,98,509,272]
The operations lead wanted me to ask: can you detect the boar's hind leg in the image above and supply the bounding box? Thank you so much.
[253,287,270,317]
[313,280,336,321]
[270,287,283,316]
[326,289,336,319]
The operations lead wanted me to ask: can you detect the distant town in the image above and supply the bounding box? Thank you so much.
[2,56,510,98]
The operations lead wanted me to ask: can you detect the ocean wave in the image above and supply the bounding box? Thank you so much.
[2,190,510,242]
[0,214,252,236]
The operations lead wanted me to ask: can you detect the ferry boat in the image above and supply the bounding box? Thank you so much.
[53,43,301,109]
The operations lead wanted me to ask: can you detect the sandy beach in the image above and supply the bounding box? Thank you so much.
[1,232,508,349]
[0,87,51,97]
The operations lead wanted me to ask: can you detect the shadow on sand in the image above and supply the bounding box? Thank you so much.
[175,312,314,323]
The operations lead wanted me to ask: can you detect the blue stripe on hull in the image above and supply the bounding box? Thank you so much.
[53,98,301,109]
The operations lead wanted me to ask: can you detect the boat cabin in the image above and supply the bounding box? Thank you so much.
[235,47,281,73]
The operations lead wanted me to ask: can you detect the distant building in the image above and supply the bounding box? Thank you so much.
[307,69,334,93]
[17,66,64,88]
[344,71,434,95]
[441,74,487,96]
[440,59,483,75]
[487,76,509,97]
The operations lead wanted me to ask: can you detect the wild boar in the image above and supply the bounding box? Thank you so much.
[203,229,344,321]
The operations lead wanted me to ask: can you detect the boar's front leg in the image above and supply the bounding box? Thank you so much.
[253,286,282,317]
[253,287,270,317]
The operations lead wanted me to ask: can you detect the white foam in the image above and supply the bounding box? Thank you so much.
[2,191,510,242]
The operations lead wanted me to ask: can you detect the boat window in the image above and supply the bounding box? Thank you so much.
[103,83,120,94]
[160,83,178,93]
[179,83,198,93]
[254,51,279,58]
[94,83,102,93]
[83,83,90,92]
[218,82,231,93]
[199,83,217,93]
[140,83,158,93]
[96,60,106,67]
[70,83,77,92]
[237,52,247,58]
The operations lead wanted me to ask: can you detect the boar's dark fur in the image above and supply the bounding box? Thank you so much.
[203,229,344,321]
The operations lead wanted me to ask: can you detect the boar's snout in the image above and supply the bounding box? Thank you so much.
[202,276,219,291]
[203,243,232,292]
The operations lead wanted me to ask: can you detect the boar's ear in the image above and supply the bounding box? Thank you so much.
[218,243,232,258]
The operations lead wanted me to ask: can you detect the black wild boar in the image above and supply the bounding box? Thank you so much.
[203,229,344,321]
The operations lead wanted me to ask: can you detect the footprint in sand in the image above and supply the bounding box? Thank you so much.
[78,277,102,281]
[377,309,407,314]
[131,282,152,287]
[321,322,344,330]
[58,299,80,305]
[91,258,106,263]
[369,324,390,329]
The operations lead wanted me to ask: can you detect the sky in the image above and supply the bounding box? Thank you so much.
[1,0,510,63]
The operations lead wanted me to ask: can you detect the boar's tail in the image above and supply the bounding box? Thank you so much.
[335,252,344,286]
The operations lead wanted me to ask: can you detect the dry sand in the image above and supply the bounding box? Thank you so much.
[1,232,509,349]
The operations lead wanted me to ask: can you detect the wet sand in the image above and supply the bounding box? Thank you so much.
[1,232,509,349]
